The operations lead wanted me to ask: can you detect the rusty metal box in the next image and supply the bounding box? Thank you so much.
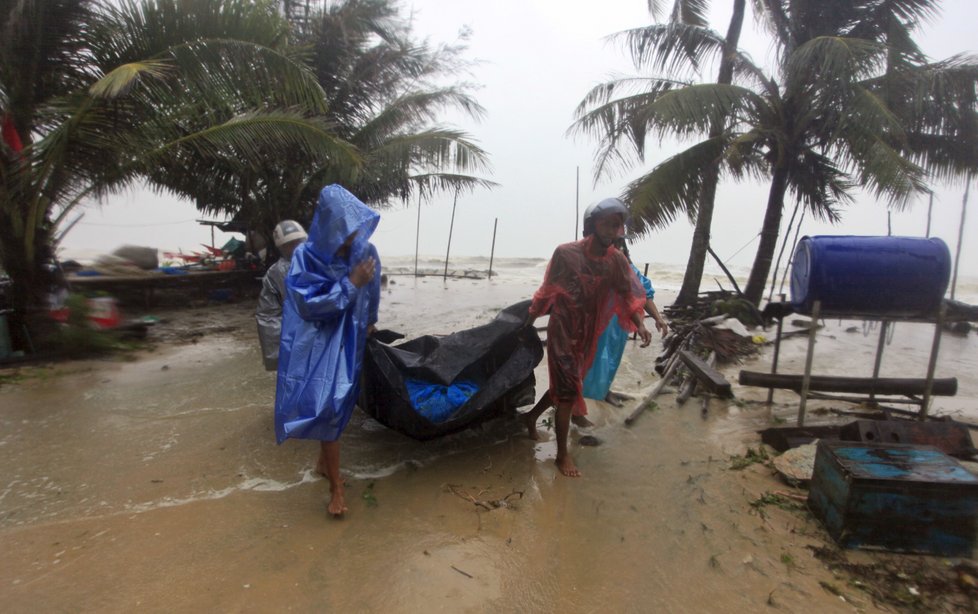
[839,419,977,458]
[807,441,978,557]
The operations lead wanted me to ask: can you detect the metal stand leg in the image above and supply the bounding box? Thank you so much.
[797,301,820,427]
[920,304,946,420]
[766,315,784,405]
[869,320,888,404]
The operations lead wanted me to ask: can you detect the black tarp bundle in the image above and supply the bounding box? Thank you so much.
[361,301,544,440]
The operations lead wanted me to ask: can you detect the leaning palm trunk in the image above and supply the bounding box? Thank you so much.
[744,165,790,305]
[675,0,746,306]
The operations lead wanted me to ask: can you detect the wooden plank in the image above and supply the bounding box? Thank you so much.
[739,371,958,397]
[678,350,732,398]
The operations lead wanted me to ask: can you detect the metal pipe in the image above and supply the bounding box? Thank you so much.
[920,303,946,420]
[797,301,820,426]
[870,320,888,403]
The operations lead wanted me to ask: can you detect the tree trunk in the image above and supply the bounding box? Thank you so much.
[676,166,718,304]
[744,165,790,305]
[0,214,56,352]
[674,0,746,306]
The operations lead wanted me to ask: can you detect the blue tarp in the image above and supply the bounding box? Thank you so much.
[404,378,481,423]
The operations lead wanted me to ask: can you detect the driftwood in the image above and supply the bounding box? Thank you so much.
[738,371,958,396]
[625,348,683,426]
[676,373,697,405]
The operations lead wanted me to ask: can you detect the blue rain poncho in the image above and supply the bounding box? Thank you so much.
[581,264,655,400]
[274,185,381,443]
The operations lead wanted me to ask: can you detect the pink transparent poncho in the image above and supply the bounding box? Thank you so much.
[529,236,646,416]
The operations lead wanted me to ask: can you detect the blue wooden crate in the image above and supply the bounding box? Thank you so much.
[808,440,978,557]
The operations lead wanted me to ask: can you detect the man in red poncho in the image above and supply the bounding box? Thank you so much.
[523,198,651,477]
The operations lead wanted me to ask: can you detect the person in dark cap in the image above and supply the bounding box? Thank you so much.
[522,198,651,477]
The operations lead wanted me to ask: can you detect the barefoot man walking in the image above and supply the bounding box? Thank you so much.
[523,198,651,477]
[275,184,381,516]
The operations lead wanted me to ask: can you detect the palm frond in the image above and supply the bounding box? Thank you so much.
[785,149,854,222]
[624,137,727,235]
[608,23,726,77]
[88,59,171,98]
[409,173,499,202]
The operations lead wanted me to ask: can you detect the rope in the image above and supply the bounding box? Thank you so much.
[725,232,760,261]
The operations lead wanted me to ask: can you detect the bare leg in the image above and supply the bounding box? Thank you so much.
[319,441,347,517]
[315,444,328,476]
[523,392,553,441]
[554,402,581,477]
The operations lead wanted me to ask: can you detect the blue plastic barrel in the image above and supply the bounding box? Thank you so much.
[790,236,951,318]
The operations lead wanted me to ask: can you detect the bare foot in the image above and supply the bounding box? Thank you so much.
[327,488,348,517]
[571,414,594,428]
[314,462,327,477]
[603,392,624,407]
[555,455,581,477]
[523,412,540,441]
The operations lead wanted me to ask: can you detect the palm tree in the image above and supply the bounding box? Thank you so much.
[573,0,977,306]
[646,0,748,306]
[185,0,497,253]
[0,0,356,347]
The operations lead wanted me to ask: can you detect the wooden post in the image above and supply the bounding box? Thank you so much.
[488,217,498,279]
[443,188,459,282]
[797,300,820,426]
[414,191,422,277]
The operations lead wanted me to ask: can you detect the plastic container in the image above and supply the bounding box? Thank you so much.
[790,235,951,318]
[86,297,122,329]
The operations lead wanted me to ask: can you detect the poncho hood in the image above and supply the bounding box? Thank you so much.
[307,184,380,262]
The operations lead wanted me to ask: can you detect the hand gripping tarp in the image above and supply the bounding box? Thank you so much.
[361,301,544,440]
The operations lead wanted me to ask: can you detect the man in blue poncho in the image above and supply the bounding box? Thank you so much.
[275,184,381,517]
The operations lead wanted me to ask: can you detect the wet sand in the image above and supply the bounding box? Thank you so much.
[1,275,976,612]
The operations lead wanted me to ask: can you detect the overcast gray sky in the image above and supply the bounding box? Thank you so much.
[62,0,978,276]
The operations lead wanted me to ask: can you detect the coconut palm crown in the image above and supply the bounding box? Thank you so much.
[573,0,978,306]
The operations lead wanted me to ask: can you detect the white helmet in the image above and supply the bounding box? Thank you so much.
[582,198,630,237]
[273,220,307,248]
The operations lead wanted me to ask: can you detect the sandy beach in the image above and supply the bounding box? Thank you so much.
[1,259,977,612]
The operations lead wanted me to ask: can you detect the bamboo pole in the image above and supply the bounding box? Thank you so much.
[488,217,498,279]
[777,210,805,296]
[925,193,933,237]
[768,201,799,302]
[443,188,459,282]
[950,176,969,301]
